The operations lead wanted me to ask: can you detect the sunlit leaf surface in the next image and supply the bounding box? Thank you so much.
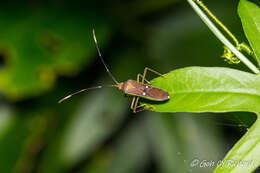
[238,0,260,66]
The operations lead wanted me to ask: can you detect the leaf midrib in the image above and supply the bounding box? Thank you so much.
[170,89,260,97]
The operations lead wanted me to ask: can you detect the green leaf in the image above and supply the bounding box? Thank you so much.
[103,120,150,173]
[0,119,29,173]
[238,0,260,66]
[39,89,128,173]
[0,112,46,173]
[214,118,260,173]
[0,4,111,100]
[141,67,260,172]
[81,118,150,173]
[60,90,127,166]
[144,112,225,173]
[142,67,260,113]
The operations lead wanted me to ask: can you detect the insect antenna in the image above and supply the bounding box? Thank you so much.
[92,29,119,85]
[58,84,117,103]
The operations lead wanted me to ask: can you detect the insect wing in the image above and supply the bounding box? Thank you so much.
[123,80,169,101]
[144,86,169,101]
[123,80,145,96]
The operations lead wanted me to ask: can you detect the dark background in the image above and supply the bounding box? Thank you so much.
[0,0,257,172]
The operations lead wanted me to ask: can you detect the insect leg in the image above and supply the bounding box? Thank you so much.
[130,96,136,110]
[135,104,146,113]
[136,104,157,112]
[142,67,166,83]
[136,107,145,113]
[133,67,165,113]
[134,68,164,112]
[132,73,144,113]
[137,73,151,84]
[133,97,139,113]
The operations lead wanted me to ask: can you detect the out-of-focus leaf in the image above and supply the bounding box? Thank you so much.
[81,148,112,173]
[0,108,52,173]
[238,0,260,65]
[14,114,51,173]
[0,119,29,173]
[117,0,179,18]
[104,120,149,173]
[144,112,224,173]
[0,4,111,100]
[0,104,13,135]
[39,88,128,173]
[146,0,245,72]
[144,113,186,173]
[82,117,150,173]
[61,90,127,165]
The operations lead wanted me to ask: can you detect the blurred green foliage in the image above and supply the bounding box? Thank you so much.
[0,1,111,100]
[0,0,256,173]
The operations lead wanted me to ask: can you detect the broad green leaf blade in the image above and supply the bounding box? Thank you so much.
[142,67,260,172]
[143,67,260,113]
[238,0,260,66]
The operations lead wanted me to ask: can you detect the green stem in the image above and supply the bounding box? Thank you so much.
[187,0,260,74]
[195,0,240,47]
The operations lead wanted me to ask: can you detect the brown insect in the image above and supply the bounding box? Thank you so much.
[59,29,170,113]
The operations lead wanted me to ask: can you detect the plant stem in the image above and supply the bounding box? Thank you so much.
[195,0,240,47]
[187,0,260,74]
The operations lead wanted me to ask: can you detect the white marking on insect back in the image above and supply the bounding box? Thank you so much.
[145,86,149,89]
[142,92,146,96]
